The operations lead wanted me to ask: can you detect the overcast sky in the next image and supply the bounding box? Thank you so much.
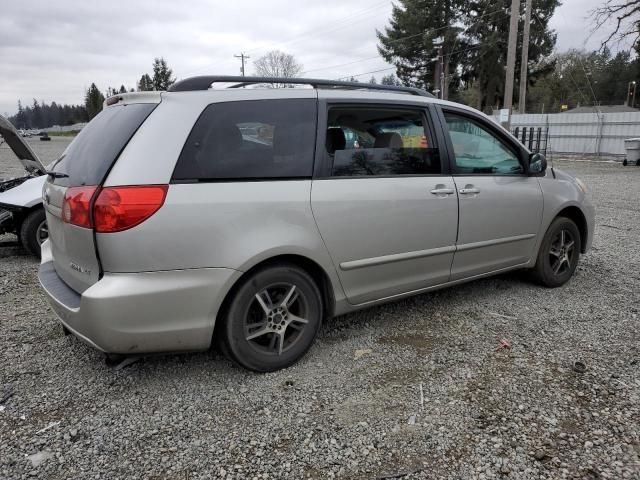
[0,0,630,116]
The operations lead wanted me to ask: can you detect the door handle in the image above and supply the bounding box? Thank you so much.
[430,187,454,195]
[459,187,480,195]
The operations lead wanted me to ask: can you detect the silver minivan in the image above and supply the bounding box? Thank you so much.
[37,76,595,371]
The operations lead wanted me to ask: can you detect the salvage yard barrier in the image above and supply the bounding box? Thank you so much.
[494,111,640,156]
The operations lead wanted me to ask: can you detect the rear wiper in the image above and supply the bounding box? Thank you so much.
[46,170,69,179]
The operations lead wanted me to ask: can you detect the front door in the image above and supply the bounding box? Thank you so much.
[311,103,458,305]
[440,109,544,280]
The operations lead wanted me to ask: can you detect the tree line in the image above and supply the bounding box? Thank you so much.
[9,57,175,129]
[377,0,640,113]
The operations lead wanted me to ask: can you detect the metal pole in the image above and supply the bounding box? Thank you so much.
[632,82,637,108]
[503,0,521,121]
[518,0,533,114]
[438,45,444,100]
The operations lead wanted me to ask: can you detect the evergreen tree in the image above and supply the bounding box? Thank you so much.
[381,74,402,86]
[137,74,153,91]
[32,99,42,129]
[378,0,559,108]
[463,0,558,112]
[119,85,127,94]
[85,83,105,120]
[377,0,466,98]
[152,57,175,91]
[15,101,27,129]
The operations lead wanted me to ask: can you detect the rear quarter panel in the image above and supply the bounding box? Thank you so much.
[95,181,346,304]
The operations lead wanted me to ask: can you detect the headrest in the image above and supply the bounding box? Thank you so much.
[374,132,403,149]
[273,123,304,156]
[212,124,243,154]
[326,128,346,154]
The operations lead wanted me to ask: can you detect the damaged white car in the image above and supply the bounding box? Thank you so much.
[0,114,48,256]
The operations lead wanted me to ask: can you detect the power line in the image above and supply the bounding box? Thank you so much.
[182,1,392,78]
[305,7,507,79]
[530,11,592,108]
[558,10,601,111]
[335,66,396,80]
[243,0,392,56]
[302,55,381,75]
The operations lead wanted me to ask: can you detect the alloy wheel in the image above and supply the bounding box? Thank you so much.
[548,228,575,276]
[243,283,310,355]
[36,220,48,245]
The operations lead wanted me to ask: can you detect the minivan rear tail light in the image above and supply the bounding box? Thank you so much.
[62,186,98,228]
[93,185,168,233]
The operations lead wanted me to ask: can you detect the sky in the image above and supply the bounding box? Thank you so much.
[0,0,632,117]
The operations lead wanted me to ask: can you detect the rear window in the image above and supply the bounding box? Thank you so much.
[172,99,317,181]
[51,103,157,186]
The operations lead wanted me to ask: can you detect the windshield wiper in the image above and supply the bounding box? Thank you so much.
[46,170,69,179]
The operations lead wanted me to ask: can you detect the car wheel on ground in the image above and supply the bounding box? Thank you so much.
[533,216,581,288]
[20,209,47,257]
[220,263,322,372]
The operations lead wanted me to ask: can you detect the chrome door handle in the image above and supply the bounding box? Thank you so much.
[430,188,454,195]
[459,187,480,194]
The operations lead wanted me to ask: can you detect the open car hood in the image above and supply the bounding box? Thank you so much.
[0,114,46,176]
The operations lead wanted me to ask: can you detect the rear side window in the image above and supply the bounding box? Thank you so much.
[325,106,440,177]
[173,99,317,181]
[51,103,157,186]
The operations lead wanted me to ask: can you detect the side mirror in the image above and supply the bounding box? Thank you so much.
[528,152,547,174]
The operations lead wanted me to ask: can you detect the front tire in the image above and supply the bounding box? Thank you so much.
[221,264,323,372]
[532,217,581,288]
[20,209,47,257]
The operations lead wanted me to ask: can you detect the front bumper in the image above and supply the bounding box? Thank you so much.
[582,201,596,253]
[38,240,241,354]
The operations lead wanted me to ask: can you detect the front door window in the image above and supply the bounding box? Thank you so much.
[444,113,523,175]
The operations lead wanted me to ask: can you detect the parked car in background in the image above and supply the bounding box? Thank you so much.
[0,115,48,256]
[37,77,595,372]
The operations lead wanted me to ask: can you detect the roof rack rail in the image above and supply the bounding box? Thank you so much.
[168,75,433,98]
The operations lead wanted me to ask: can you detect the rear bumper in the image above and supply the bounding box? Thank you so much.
[38,240,241,354]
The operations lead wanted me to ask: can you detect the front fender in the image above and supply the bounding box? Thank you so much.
[531,172,595,262]
[0,175,46,209]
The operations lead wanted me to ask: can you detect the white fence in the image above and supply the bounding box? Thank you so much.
[492,112,640,156]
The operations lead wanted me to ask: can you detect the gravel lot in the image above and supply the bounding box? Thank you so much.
[1,140,639,479]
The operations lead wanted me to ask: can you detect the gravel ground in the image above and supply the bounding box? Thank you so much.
[0,144,639,479]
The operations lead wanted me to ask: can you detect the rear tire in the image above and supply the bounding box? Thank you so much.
[221,263,322,372]
[532,217,581,288]
[20,209,47,257]
[623,158,628,166]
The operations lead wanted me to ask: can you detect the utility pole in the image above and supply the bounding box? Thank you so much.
[518,0,533,114]
[234,53,250,77]
[439,45,445,100]
[433,37,445,100]
[503,0,521,124]
[627,81,637,108]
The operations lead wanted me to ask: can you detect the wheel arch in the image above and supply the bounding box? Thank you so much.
[215,254,336,334]
[555,205,588,253]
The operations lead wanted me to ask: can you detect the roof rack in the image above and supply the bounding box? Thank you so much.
[168,75,433,98]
